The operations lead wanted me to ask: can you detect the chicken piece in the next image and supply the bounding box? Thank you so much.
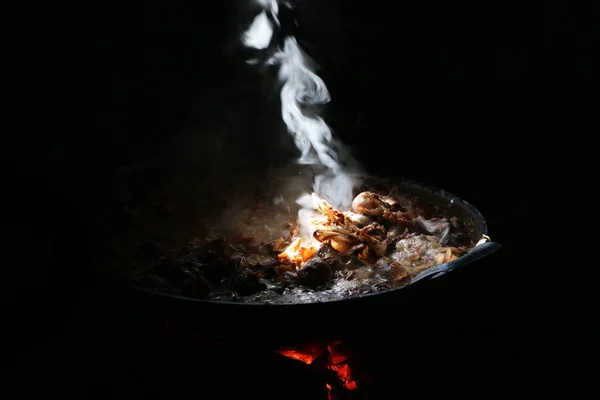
[374,257,410,283]
[233,268,267,295]
[313,196,387,257]
[315,242,339,259]
[390,234,466,275]
[272,237,289,252]
[360,222,386,242]
[351,191,415,226]
[417,216,451,242]
[344,211,372,227]
[297,257,334,288]
[351,192,387,217]
[313,228,358,253]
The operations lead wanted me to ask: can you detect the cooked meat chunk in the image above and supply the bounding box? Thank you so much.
[345,211,372,227]
[352,192,387,217]
[297,258,333,288]
[360,222,386,242]
[374,257,410,283]
[233,268,267,295]
[390,234,466,275]
[316,243,339,260]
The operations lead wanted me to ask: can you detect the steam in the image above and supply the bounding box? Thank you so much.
[242,0,358,241]
[243,12,273,49]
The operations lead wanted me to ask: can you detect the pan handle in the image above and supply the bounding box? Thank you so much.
[412,236,502,282]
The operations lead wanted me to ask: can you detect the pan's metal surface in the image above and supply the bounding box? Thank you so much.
[126,175,501,307]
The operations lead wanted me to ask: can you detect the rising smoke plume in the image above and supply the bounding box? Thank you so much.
[242,0,360,242]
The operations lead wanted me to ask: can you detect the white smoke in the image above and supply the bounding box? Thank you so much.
[243,12,274,49]
[242,0,357,240]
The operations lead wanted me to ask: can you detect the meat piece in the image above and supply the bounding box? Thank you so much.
[360,222,386,241]
[386,227,404,240]
[278,270,299,284]
[342,266,376,281]
[374,257,410,283]
[313,196,387,257]
[297,258,333,288]
[351,191,415,227]
[344,211,372,227]
[378,195,401,208]
[237,253,278,270]
[389,195,426,215]
[197,261,236,285]
[442,216,472,247]
[316,243,339,259]
[277,263,295,274]
[233,268,267,295]
[250,242,274,256]
[390,234,466,275]
[340,243,367,258]
[275,263,300,285]
[261,262,277,279]
[272,237,289,252]
[313,228,359,253]
[352,192,387,217]
[383,227,411,250]
[196,235,236,265]
[417,216,451,240]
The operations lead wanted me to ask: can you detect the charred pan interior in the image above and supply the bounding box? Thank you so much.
[113,175,489,304]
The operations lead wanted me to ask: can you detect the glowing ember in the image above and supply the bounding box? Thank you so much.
[329,364,358,390]
[276,348,323,365]
[327,344,351,365]
[277,237,318,267]
[277,342,358,398]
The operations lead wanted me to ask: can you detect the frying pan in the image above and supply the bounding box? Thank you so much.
[105,175,501,346]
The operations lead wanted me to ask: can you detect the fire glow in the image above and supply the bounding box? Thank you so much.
[276,195,326,268]
[276,342,359,399]
[277,237,317,266]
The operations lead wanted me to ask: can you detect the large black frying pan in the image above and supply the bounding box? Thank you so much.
[109,175,501,347]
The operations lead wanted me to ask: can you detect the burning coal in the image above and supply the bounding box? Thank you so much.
[243,0,360,265]
[277,341,359,400]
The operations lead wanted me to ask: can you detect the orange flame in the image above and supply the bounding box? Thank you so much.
[277,237,317,267]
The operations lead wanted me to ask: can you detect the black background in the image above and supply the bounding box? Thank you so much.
[6,0,590,397]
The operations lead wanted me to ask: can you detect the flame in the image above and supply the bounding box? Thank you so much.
[277,237,317,267]
[277,195,326,267]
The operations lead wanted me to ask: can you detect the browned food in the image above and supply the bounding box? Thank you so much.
[309,195,467,275]
[125,188,476,304]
